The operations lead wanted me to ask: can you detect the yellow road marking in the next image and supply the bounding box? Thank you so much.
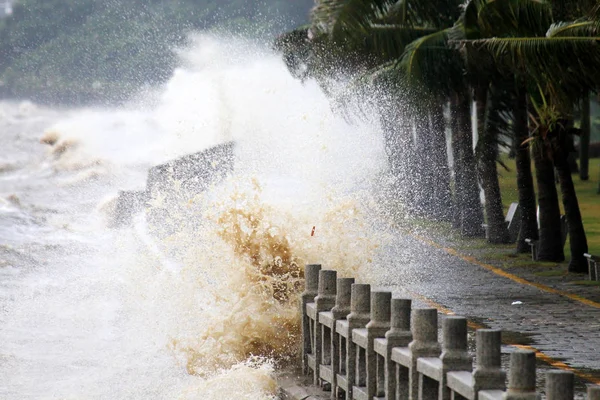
[413,234,600,309]
[403,234,600,383]
[404,287,600,384]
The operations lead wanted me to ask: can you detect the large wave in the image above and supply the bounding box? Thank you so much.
[0,34,388,399]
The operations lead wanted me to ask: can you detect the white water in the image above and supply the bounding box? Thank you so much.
[0,35,387,399]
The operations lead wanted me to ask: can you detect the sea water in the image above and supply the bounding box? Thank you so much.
[0,35,387,399]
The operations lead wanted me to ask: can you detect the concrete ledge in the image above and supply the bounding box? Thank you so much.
[277,369,330,400]
[307,303,316,320]
[374,338,387,356]
[319,311,334,328]
[479,390,504,400]
[319,365,333,382]
[336,320,350,338]
[352,328,368,348]
[307,355,316,370]
[391,347,411,367]
[352,385,368,400]
[417,357,443,380]
[447,371,475,400]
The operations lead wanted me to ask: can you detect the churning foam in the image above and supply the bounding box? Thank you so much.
[126,36,386,395]
[2,34,388,399]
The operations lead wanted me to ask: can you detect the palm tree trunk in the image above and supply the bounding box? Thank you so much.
[380,105,405,201]
[380,100,418,216]
[553,131,589,273]
[414,113,433,217]
[514,85,538,253]
[580,92,591,181]
[450,98,462,229]
[532,139,564,262]
[455,91,485,237]
[430,99,453,221]
[478,85,510,243]
[401,118,418,212]
[565,119,579,174]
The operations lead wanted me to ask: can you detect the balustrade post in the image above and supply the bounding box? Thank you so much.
[302,264,321,374]
[503,350,539,400]
[546,371,574,400]
[473,330,506,397]
[315,269,337,386]
[360,291,392,399]
[409,309,441,400]
[587,385,600,400]
[386,299,413,400]
[342,283,371,400]
[439,316,472,400]
[329,277,354,400]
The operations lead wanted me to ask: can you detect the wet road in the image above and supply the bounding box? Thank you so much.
[373,232,600,374]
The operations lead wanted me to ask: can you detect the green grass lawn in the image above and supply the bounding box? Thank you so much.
[497,156,600,256]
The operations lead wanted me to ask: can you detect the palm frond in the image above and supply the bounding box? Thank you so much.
[547,20,600,37]
[398,28,466,98]
[477,0,552,37]
[464,36,600,108]
[461,0,552,39]
[376,0,463,28]
[365,24,439,62]
[310,0,396,39]
[592,1,600,21]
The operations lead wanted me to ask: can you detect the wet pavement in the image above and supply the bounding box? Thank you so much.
[373,233,600,376]
[278,230,600,399]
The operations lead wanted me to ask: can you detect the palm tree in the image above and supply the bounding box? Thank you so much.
[458,0,556,245]
[364,11,485,235]
[460,4,600,271]
[279,0,464,224]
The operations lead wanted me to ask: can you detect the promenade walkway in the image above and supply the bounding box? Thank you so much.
[373,231,600,379]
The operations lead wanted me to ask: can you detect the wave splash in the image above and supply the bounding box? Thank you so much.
[1,34,387,399]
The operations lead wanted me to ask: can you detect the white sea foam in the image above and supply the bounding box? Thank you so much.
[0,34,388,399]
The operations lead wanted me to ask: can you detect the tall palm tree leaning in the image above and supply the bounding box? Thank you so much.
[276,0,468,227]
[362,1,505,239]
[457,0,553,249]
[461,0,599,272]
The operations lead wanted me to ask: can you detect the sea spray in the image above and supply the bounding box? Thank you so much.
[138,174,381,376]
[0,34,389,399]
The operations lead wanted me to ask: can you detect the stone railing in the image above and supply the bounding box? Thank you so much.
[584,254,599,281]
[301,264,600,400]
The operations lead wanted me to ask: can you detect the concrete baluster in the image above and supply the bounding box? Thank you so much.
[330,277,354,400]
[473,330,506,395]
[332,278,355,320]
[439,317,473,400]
[545,371,574,400]
[587,385,600,400]
[503,350,539,400]
[409,309,441,400]
[315,269,337,386]
[363,291,392,399]
[302,264,321,374]
[344,283,371,400]
[387,299,413,400]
